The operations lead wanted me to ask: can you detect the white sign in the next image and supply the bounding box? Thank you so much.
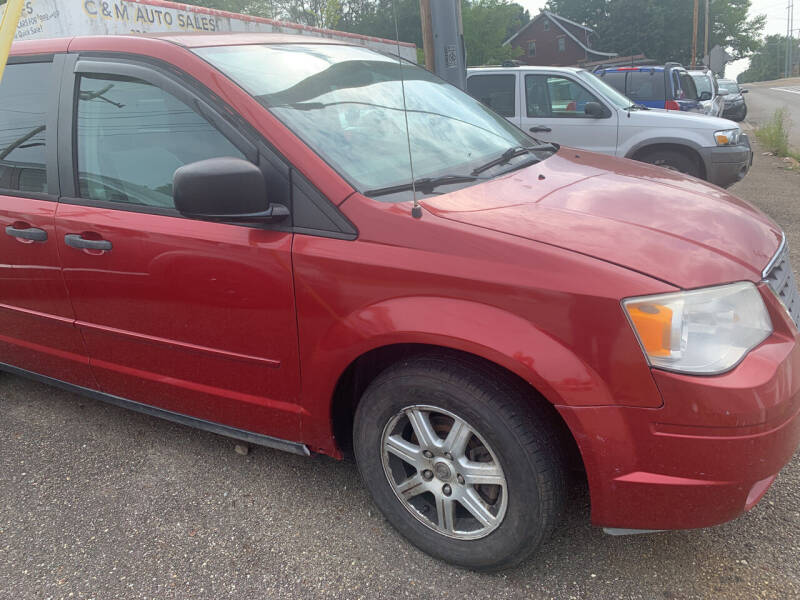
[2,0,417,61]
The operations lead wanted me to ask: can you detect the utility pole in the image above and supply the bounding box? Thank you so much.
[418,0,466,89]
[787,0,793,77]
[691,0,699,68]
[791,0,795,76]
[703,0,710,62]
[419,0,435,72]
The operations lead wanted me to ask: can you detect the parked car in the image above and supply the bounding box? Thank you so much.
[4,34,799,572]
[593,63,703,113]
[688,68,726,117]
[466,65,751,187]
[719,78,749,122]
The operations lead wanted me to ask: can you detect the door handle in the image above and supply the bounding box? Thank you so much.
[5,225,47,242]
[64,234,112,252]
[529,126,552,133]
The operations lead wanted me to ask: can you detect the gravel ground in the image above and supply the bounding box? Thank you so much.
[1,149,799,600]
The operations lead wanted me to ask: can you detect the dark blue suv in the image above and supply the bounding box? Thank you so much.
[593,63,702,113]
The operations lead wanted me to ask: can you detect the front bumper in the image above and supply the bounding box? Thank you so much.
[700,134,753,188]
[557,285,800,531]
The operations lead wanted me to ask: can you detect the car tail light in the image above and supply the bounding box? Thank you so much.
[665,100,681,111]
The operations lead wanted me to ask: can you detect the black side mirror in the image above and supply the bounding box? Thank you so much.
[741,88,748,94]
[698,91,712,101]
[173,157,289,223]
[584,101,606,118]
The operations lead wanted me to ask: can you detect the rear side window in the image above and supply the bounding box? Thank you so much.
[597,71,626,94]
[679,72,699,100]
[0,62,50,194]
[467,74,516,117]
[627,71,665,102]
[76,74,244,208]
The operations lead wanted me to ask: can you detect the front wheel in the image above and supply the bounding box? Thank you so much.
[639,148,702,178]
[353,354,566,570]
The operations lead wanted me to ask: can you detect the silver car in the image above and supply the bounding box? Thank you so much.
[689,69,726,117]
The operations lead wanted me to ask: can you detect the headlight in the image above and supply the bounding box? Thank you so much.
[715,128,741,146]
[623,282,772,374]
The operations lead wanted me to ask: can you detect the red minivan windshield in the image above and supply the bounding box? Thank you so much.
[196,44,553,198]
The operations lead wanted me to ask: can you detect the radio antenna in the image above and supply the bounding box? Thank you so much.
[392,0,422,219]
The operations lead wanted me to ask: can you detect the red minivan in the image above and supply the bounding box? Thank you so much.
[3,33,799,571]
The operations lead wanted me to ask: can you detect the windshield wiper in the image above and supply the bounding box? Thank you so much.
[364,174,482,197]
[470,144,555,176]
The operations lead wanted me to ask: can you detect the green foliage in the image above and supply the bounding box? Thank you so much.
[462,0,528,66]
[544,0,765,65]
[755,108,791,157]
[739,34,800,83]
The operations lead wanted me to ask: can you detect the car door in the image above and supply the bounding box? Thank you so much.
[466,72,521,127]
[54,56,301,439]
[0,56,95,387]
[521,74,618,155]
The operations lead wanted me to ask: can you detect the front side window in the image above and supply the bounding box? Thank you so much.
[527,75,602,118]
[0,62,50,194]
[467,74,516,117]
[197,44,547,199]
[679,72,699,100]
[76,75,244,208]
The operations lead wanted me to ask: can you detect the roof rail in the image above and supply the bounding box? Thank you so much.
[592,63,610,73]
[501,59,522,68]
[664,61,683,69]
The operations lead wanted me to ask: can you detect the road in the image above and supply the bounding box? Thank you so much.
[742,77,800,149]
[1,155,799,599]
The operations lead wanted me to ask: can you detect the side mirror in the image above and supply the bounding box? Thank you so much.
[584,101,606,118]
[741,88,748,94]
[173,157,289,223]
[698,91,712,101]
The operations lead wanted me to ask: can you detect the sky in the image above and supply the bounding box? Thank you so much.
[515,0,793,79]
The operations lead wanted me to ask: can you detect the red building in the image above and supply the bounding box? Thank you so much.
[503,10,617,67]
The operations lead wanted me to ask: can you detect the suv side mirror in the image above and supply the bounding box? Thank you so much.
[173,157,289,223]
[741,88,748,94]
[698,91,712,101]
[584,101,606,118]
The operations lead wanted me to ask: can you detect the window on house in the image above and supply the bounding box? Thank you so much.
[558,37,566,53]
[528,41,536,57]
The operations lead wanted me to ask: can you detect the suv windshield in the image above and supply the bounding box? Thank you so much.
[718,80,740,94]
[196,44,553,199]
[575,70,633,108]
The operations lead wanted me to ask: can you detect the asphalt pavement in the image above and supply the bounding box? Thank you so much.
[1,148,800,599]
[741,77,800,149]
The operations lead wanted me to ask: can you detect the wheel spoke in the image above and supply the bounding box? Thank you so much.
[396,473,426,499]
[460,460,505,487]
[442,417,472,456]
[436,495,456,532]
[385,434,422,467]
[459,488,498,528]
[406,408,440,449]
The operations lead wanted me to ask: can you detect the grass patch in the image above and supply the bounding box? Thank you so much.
[755,108,791,156]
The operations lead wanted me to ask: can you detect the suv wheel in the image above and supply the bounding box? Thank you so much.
[353,354,566,571]
[640,148,701,178]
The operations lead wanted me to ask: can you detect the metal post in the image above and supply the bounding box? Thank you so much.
[691,0,699,68]
[704,0,710,61]
[419,0,434,72]
[424,0,466,89]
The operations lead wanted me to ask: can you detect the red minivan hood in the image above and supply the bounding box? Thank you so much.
[423,150,781,289]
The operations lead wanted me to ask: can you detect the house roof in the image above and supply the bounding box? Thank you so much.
[503,10,617,59]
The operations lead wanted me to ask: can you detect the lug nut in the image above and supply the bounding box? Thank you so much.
[444,452,453,461]
[423,450,434,459]
[422,469,434,481]
[457,474,465,485]
[442,484,452,496]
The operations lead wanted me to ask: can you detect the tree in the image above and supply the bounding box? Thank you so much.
[739,34,800,82]
[544,0,765,65]
[462,0,529,66]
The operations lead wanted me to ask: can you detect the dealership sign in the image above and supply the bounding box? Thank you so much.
[3,0,417,61]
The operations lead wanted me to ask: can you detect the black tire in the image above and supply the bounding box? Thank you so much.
[639,148,701,178]
[353,353,567,571]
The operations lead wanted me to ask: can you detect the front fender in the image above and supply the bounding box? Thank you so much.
[298,296,615,454]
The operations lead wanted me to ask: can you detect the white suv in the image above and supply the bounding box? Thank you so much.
[466,66,751,188]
